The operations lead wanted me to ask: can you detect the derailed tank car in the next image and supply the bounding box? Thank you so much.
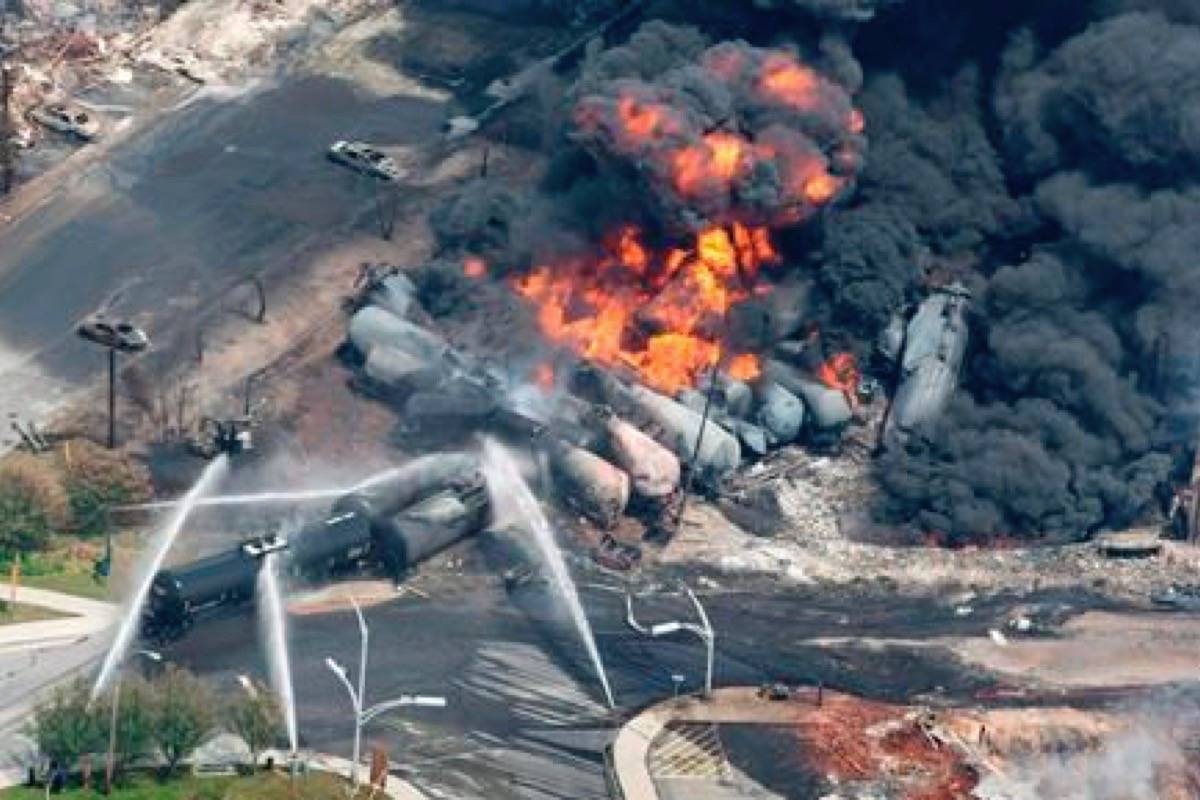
[141,455,490,642]
[286,507,375,578]
[372,481,489,579]
[142,535,285,642]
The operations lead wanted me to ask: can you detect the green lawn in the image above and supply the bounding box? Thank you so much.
[0,770,379,799]
[0,601,71,625]
[18,572,111,601]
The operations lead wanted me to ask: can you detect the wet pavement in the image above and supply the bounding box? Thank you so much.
[154,548,1114,800]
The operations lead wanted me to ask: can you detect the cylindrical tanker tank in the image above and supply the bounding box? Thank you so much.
[372,481,490,578]
[142,548,259,641]
[285,508,374,578]
[336,452,481,520]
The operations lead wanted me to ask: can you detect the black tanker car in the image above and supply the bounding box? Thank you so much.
[141,457,488,643]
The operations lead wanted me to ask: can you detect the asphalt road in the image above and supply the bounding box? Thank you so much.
[159,554,1034,800]
[0,73,443,447]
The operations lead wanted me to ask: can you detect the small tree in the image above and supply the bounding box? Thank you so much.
[93,675,155,781]
[27,679,104,771]
[224,680,283,769]
[0,454,69,559]
[150,666,217,776]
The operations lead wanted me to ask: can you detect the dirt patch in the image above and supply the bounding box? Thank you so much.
[948,610,1200,689]
[286,578,398,614]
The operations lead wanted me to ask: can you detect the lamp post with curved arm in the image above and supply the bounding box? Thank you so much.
[324,597,446,789]
[626,585,715,698]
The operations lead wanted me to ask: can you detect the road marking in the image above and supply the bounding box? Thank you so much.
[647,723,731,780]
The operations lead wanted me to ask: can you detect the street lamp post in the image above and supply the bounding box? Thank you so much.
[324,597,446,790]
[104,649,161,795]
[626,585,716,698]
[75,317,149,449]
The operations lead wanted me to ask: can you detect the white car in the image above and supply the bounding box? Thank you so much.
[29,102,100,141]
[327,140,401,181]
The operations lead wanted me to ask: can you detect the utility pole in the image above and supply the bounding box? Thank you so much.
[107,347,116,448]
[1,56,14,196]
[372,179,398,241]
[76,318,150,448]
[0,0,13,197]
[104,650,161,795]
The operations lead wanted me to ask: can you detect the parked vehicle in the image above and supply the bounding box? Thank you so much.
[29,102,100,140]
[5,131,34,150]
[76,315,149,352]
[327,140,402,181]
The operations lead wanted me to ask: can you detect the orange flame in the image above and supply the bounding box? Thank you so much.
[728,353,761,382]
[816,352,861,404]
[514,224,777,393]
[803,173,843,205]
[848,108,865,135]
[615,95,679,142]
[759,53,821,110]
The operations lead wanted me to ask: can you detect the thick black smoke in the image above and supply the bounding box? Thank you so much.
[995,13,1200,183]
[874,11,1200,542]
[722,0,904,22]
[431,9,1199,542]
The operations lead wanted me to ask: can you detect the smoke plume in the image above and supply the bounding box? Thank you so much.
[433,7,1200,542]
[569,22,865,232]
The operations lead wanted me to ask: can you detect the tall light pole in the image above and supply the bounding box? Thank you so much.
[1,59,14,196]
[104,648,161,795]
[75,318,149,449]
[324,597,446,789]
[626,585,716,698]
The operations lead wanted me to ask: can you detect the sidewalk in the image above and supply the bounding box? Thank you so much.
[264,749,428,800]
[0,587,116,788]
[0,585,117,652]
[609,687,826,800]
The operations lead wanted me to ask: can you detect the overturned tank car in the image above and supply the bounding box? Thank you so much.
[882,283,971,449]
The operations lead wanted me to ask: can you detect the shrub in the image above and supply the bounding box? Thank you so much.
[60,439,152,538]
[224,679,284,768]
[90,675,156,780]
[0,454,70,559]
